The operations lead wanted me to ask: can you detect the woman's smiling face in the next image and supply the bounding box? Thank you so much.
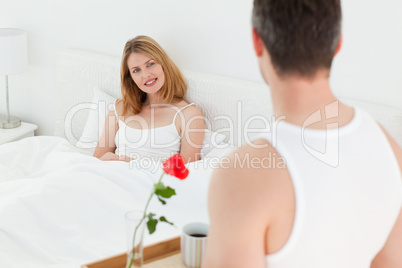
[127,52,165,95]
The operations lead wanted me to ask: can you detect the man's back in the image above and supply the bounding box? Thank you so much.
[203,105,402,268]
[261,107,401,267]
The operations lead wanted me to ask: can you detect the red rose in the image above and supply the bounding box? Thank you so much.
[127,154,189,267]
[162,154,189,180]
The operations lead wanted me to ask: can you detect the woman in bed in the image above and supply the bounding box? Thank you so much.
[93,35,204,163]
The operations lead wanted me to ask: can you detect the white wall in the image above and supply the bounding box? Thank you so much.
[332,0,402,108]
[0,0,401,136]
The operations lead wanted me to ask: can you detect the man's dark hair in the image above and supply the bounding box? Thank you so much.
[252,0,342,78]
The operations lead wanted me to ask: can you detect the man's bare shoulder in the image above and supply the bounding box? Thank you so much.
[209,138,291,212]
[213,138,287,176]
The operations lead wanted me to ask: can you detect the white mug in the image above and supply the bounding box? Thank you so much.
[180,222,209,268]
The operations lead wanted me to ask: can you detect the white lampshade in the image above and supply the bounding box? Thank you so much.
[0,28,28,75]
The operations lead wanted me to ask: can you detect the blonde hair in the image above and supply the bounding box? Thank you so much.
[120,35,187,115]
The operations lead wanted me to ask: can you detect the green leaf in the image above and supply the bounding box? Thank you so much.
[155,186,176,199]
[157,197,167,205]
[147,214,158,235]
[159,216,174,225]
[154,182,165,191]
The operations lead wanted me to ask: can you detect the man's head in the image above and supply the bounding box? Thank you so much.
[252,0,342,79]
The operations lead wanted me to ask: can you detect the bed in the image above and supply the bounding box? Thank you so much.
[0,49,401,268]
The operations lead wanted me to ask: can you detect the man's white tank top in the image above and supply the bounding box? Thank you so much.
[258,107,402,267]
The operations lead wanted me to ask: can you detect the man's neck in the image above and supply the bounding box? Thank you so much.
[269,71,352,129]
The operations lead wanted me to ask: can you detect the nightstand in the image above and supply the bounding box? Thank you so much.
[0,122,38,145]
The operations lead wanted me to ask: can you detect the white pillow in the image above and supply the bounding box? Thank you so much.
[76,87,117,152]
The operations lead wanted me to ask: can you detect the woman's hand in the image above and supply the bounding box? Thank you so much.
[118,154,135,163]
[99,152,134,162]
[99,152,120,161]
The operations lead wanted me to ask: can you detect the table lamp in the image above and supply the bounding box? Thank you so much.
[0,28,28,129]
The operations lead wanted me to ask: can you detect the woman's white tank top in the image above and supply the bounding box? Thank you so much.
[113,102,195,162]
[258,107,402,267]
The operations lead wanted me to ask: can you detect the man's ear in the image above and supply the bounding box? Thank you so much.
[334,34,342,57]
[252,28,264,57]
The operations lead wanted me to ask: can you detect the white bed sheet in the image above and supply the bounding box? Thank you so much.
[0,136,212,268]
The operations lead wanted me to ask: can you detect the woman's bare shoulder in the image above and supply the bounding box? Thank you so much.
[172,99,189,108]
[115,99,123,107]
[174,100,202,117]
[114,99,129,116]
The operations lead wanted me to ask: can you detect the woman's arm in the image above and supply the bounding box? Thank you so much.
[179,106,205,163]
[93,107,119,160]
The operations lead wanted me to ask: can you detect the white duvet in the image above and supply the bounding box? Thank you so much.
[0,136,213,268]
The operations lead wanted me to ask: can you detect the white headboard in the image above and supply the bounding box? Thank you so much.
[54,49,121,140]
[54,49,402,147]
